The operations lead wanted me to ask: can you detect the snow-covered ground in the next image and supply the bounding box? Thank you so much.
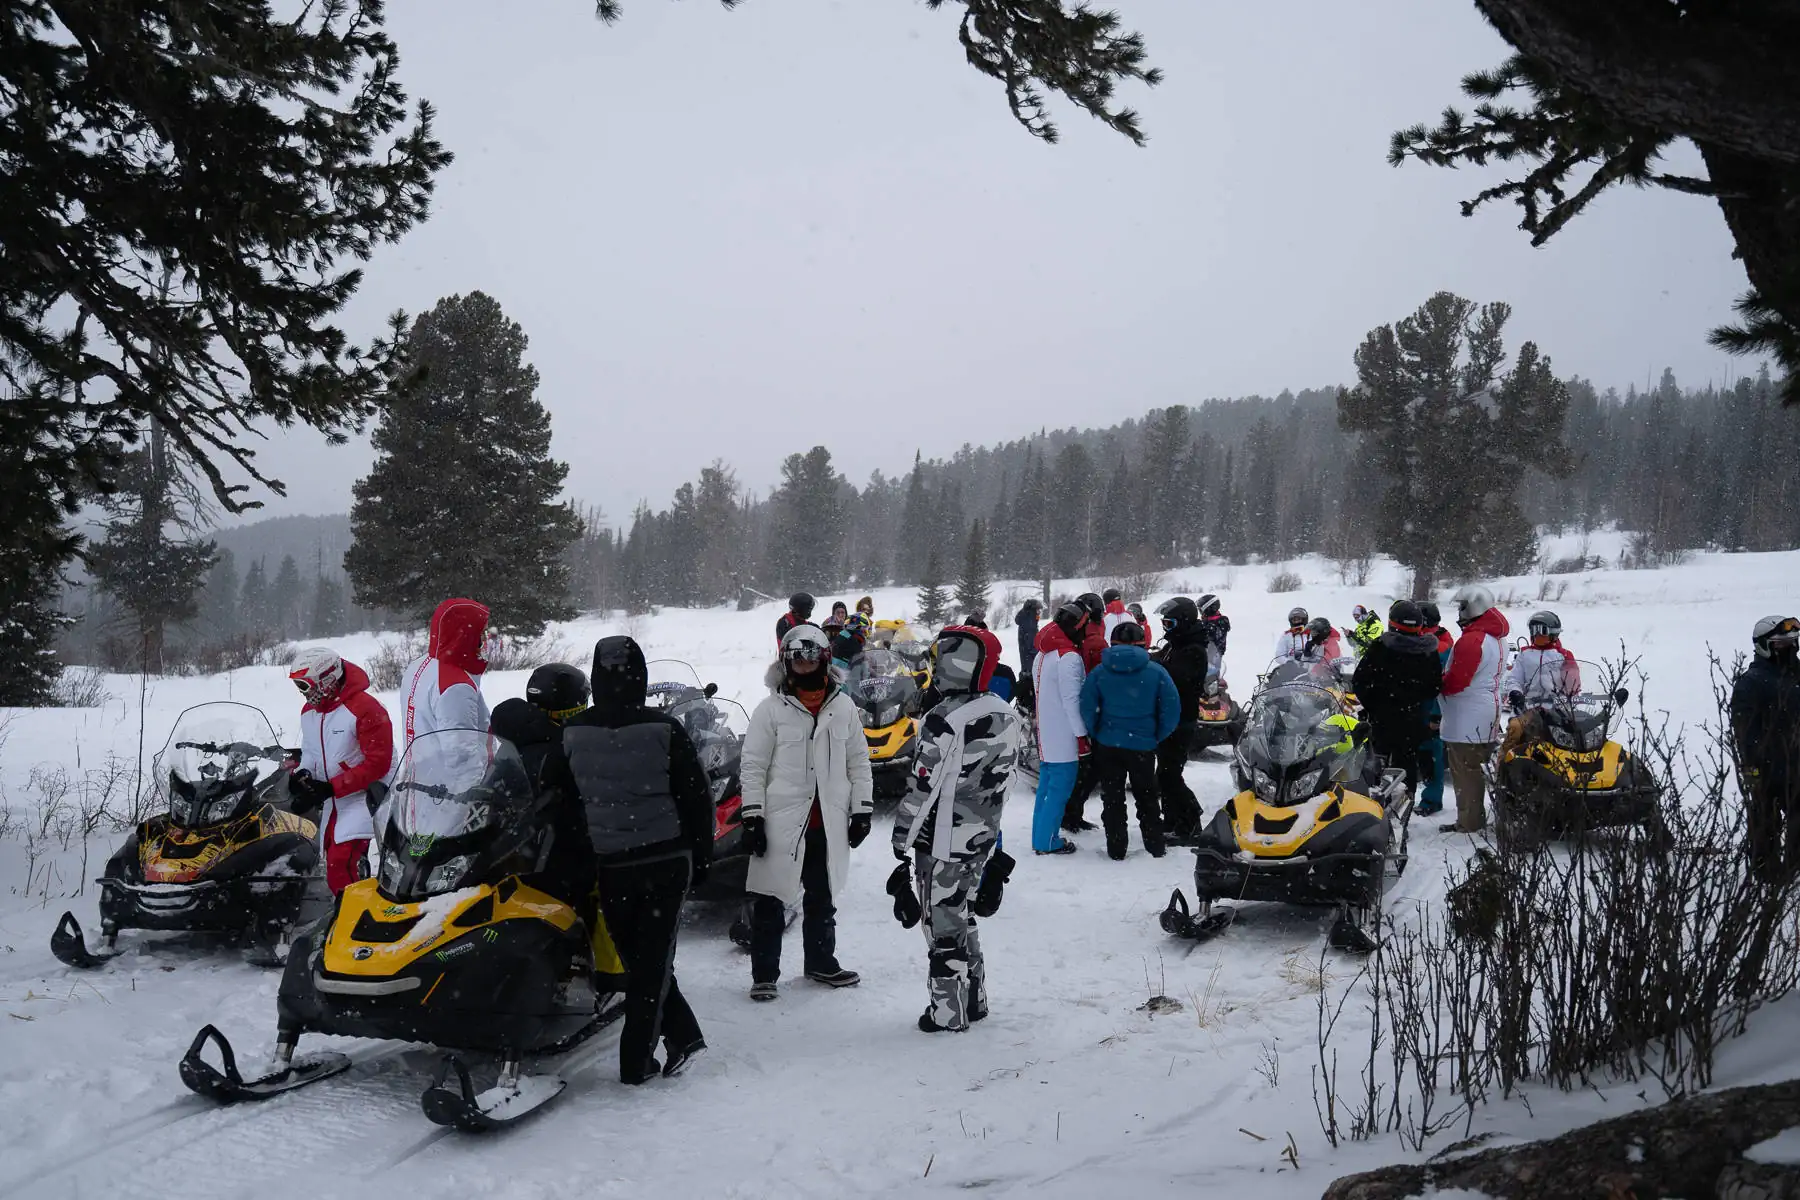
[1,542,1795,1199]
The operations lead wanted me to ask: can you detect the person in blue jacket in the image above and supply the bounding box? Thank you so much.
[1079,621,1182,860]
[1416,601,1453,816]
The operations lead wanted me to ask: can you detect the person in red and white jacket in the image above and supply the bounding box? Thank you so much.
[1438,585,1511,834]
[398,597,492,752]
[288,648,394,894]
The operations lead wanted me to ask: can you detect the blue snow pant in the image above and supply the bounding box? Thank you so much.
[1419,733,1447,810]
[1033,761,1079,852]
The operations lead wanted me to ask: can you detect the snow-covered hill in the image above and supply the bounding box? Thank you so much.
[1,546,1794,1199]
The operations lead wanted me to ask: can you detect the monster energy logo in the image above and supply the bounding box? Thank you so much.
[407,833,436,859]
[434,944,474,963]
[482,928,499,943]
[382,904,407,916]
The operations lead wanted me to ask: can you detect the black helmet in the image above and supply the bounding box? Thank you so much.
[526,663,590,720]
[963,613,989,629]
[1197,593,1221,619]
[788,592,815,618]
[1388,600,1424,631]
[1307,616,1332,642]
[1076,592,1105,620]
[1156,596,1199,634]
[1111,621,1146,646]
[1420,601,1442,627]
[1052,601,1088,638]
[1287,607,1309,629]
[1101,587,1122,605]
[1127,602,1146,620]
[1527,610,1562,642]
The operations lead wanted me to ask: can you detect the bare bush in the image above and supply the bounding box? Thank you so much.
[1619,531,1695,570]
[1266,567,1303,594]
[1335,552,1375,588]
[1535,576,1570,602]
[365,632,426,690]
[258,641,300,668]
[485,632,578,673]
[1314,659,1800,1152]
[51,666,110,707]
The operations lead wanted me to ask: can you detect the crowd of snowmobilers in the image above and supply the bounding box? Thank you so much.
[270,584,1800,1088]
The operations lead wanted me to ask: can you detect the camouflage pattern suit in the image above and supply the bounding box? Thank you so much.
[893,690,1019,1030]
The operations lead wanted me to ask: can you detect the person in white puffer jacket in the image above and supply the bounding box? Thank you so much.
[288,648,393,895]
[738,624,875,1002]
[1507,610,1582,707]
[1438,585,1511,834]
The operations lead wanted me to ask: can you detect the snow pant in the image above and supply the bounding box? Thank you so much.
[1032,760,1079,852]
[1419,728,1447,811]
[595,852,703,1084]
[1095,744,1164,858]
[749,823,839,983]
[1156,724,1202,838]
[1446,741,1493,832]
[1062,752,1099,828]
[322,810,369,896]
[1745,776,1800,884]
[915,852,986,1030]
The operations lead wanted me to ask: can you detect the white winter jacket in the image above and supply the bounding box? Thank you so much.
[296,662,392,845]
[1031,626,1088,764]
[1440,609,1512,744]
[1508,645,1582,707]
[739,665,874,906]
[1275,630,1310,660]
[398,598,491,751]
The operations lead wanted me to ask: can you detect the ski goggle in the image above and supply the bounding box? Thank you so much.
[542,703,587,723]
[1161,616,1178,632]
[1764,618,1800,651]
[784,643,828,666]
[289,672,335,700]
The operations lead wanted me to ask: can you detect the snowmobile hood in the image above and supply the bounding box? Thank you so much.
[303,660,372,713]
[1457,607,1510,640]
[1376,629,1439,656]
[429,598,490,675]
[1101,645,1152,674]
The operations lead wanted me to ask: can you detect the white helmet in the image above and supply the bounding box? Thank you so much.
[288,646,345,702]
[1453,584,1495,623]
[1753,615,1799,659]
[779,623,831,672]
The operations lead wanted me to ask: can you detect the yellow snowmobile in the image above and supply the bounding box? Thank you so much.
[846,647,926,800]
[1161,675,1411,954]
[52,702,318,969]
[178,727,614,1131]
[1494,660,1661,846]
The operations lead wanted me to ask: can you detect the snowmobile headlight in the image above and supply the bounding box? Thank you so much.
[1289,767,1324,800]
[424,854,474,894]
[1548,724,1577,751]
[203,795,240,824]
[1253,769,1278,801]
[378,853,404,894]
[859,706,877,728]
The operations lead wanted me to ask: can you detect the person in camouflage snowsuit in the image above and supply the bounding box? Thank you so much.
[893,625,1019,1033]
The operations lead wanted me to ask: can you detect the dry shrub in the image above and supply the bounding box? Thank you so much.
[366,632,425,690]
[1266,567,1303,594]
[485,632,577,673]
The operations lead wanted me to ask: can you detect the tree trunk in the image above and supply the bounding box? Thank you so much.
[1323,1078,1800,1200]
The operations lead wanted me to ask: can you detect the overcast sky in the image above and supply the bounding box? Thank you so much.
[244,0,1748,527]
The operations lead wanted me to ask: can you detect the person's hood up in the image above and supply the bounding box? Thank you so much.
[489,696,557,747]
[1104,598,1128,615]
[856,596,874,614]
[307,660,371,712]
[1035,620,1080,657]
[1015,602,1040,625]
[1101,645,1150,674]
[1459,608,1511,641]
[1377,629,1439,656]
[591,635,648,715]
[429,598,490,674]
[764,657,840,695]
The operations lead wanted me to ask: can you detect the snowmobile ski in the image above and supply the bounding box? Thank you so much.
[1327,908,1379,955]
[51,911,119,969]
[420,1054,565,1132]
[1159,889,1235,941]
[178,1024,351,1104]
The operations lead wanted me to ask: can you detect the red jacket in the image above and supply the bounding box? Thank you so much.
[1443,608,1510,696]
[1079,619,1107,671]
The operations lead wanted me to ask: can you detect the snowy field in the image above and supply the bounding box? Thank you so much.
[1,539,1796,1199]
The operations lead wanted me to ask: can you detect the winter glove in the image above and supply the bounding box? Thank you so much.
[886,859,922,928]
[1077,737,1092,757]
[741,815,769,857]
[970,848,1016,918]
[288,770,332,815]
[1508,690,1526,713]
[847,812,872,849]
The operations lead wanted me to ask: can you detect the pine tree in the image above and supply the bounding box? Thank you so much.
[899,453,931,584]
[1213,449,1247,565]
[270,555,305,639]
[954,518,992,620]
[85,425,217,671]
[916,550,949,627]
[309,575,349,637]
[346,292,580,635]
[199,550,240,641]
[767,446,845,591]
[0,533,70,705]
[240,560,271,637]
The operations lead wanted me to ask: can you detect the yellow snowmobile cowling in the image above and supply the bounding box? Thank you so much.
[141,806,315,883]
[319,876,577,979]
[1494,681,1662,840]
[1219,786,1387,860]
[1507,739,1631,791]
[865,717,917,762]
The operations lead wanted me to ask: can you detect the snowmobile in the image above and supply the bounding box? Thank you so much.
[52,702,318,970]
[869,619,923,649]
[1190,681,1246,754]
[178,727,616,1131]
[846,647,925,800]
[645,663,750,899]
[1160,676,1411,954]
[1493,662,1661,846]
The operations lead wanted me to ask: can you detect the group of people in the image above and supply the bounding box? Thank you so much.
[1015,588,1223,858]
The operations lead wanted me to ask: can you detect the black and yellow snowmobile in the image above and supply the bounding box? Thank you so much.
[1190,681,1246,754]
[1161,676,1411,954]
[52,702,318,970]
[847,647,925,800]
[178,727,614,1131]
[1494,664,1661,846]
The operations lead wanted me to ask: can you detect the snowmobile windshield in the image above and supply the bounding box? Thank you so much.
[891,640,932,675]
[160,703,288,829]
[668,694,746,780]
[1540,692,1618,754]
[645,659,704,691]
[378,730,532,900]
[1514,654,1585,706]
[847,650,918,728]
[1240,685,1343,769]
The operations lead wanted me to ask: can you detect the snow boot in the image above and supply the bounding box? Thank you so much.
[662,1038,706,1077]
[750,980,778,1002]
[918,1011,967,1034]
[805,967,861,988]
[1036,840,1078,856]
[969,979,988,1023]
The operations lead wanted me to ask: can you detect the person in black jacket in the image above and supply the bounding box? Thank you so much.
[489,675,598,921]
[1350,601,1444,794]
[1732,616,1800,882]
[1151,596,1210,842]
[776,592,815,646]
[554,636,714,1084]
[1015,598,1043,713]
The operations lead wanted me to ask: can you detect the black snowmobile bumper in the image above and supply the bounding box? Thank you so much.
[1498,760,1661,834]
[871,757,915,799]
[1191,847,1386,909]
[98,874,309,934]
